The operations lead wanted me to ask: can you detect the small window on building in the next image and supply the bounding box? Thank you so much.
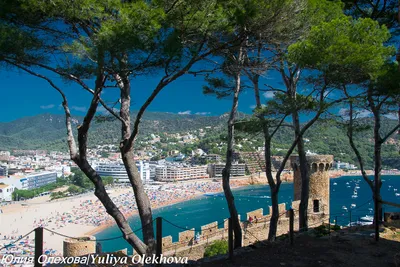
[313,199,320,213]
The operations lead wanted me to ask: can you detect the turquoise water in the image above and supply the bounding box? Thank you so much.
[95,175,400,253]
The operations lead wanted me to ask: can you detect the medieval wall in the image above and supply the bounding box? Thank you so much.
[162,199,329,259]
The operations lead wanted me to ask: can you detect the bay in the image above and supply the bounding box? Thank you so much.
[95,175,400,253]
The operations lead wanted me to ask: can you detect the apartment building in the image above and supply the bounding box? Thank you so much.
[208,163,246,178]
[155,165,208,182]
[25,171,57,189]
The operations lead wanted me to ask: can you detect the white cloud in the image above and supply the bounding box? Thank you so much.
[40,104,55,109]
[178,110,191,115]
[263,91,275,99]
[71,106,87,112]
[338,108,372,119]
[384,113,399,120]
[356,110,372,118]
[195,112,211,115]
[250,104,266,109]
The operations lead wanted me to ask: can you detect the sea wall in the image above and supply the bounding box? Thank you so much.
[161,199,329,259]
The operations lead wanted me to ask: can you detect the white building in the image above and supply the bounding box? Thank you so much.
[45,165,71,177]
[0,184,15,201]
[155,165,208,182]
[95,161,151,183]
[333,161,357,170]
[24,171,58,189]
[208,163,246,178]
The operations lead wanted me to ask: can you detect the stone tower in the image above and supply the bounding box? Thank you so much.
[290,155,333,215]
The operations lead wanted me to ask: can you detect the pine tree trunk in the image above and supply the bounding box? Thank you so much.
[268,185,280,241]
[222,46,243,249]
[292,110,309,230]
[118,69,155,254]
[77,159,148,254]
[121,150,156,254]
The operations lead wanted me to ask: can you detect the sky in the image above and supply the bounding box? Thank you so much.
[0,66,284,122]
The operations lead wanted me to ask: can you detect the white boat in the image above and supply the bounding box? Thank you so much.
[351,204,356,208]
[351,195,358,199]
[355,186,360,189]
[348,221,372,227]
[394,189,398,192]
[396,193,400,196]
[333,182,337,185]
[342,206,348,211]
[347,186,351,188]
[360,215,374,222]
[346,182,349,185]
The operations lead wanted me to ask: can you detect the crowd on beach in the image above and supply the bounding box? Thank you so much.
[0,180,227,263]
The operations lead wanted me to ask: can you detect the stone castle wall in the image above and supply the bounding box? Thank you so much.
[63,236,96,257]
[162,199,329,258]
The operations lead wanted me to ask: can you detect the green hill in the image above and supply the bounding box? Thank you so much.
[0,112,398,169]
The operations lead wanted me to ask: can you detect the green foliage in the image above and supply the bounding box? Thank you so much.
[102,176,114,186]
[313,224,330,237]
[67,185,86,195]
[288,16,395,82]
[70,169,93,189]
[203,240,228,258]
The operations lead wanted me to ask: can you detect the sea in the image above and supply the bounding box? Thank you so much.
[95,175,400,253]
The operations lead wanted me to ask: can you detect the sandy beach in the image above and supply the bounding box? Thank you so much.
[0,180,233,256]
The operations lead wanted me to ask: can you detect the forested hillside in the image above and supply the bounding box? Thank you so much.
[0,112,398,169]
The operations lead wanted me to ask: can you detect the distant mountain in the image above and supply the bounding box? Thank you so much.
[0,112,230,150]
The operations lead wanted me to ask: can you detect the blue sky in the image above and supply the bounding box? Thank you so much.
[0,67,284,122]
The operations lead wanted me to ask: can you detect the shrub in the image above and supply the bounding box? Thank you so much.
[203,240,228,258]
[314,224,330,237]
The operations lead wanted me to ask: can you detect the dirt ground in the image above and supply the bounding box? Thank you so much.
[199,225,400,267]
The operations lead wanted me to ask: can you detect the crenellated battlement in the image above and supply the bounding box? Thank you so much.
[290,155,333,172]
[161,198,328,255]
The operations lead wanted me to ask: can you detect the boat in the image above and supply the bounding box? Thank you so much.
[396,193,400,196]
[351,194,358,199]
[342,206,348,211]
[355,186,360,189]
[348,221,372,227]
[346,182,349,185]
[360,215,374,222]
[351,204,356,208]
[333,182,337,185]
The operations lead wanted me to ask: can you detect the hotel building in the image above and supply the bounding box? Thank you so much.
[155,165,208,182]
[208,163,246,178]
[95,161,151,183]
